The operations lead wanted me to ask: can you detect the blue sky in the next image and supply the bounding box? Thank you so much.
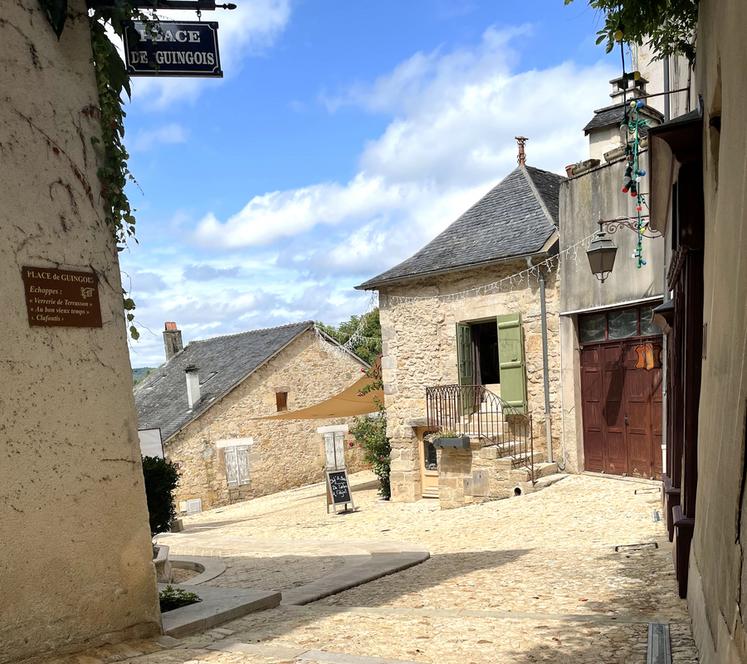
[121,0,618,367]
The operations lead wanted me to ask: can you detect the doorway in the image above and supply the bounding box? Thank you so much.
[579,305,663,479]
[418,429,439,498]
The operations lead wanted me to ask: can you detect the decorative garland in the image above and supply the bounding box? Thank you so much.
[622,95,649,269]
[39,1,154,339]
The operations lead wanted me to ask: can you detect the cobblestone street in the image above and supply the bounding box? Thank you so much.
[46,473,698,663]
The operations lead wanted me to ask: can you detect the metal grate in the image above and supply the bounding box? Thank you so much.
[425,384,534,481]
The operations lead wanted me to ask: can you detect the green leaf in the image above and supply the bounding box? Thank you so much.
[38,0,68,38]
[129,325,140,340]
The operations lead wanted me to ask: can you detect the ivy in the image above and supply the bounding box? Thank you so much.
[565,0,699,64]
[38,0,158,339]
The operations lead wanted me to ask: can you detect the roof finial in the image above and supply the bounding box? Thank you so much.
[515,136,528,166]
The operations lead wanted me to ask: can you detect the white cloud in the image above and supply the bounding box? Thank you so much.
[194,27,615,258]
[129,0,291,109]
[130,123,188,152]
[125,26,618,366]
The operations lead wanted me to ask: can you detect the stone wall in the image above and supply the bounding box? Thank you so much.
[0,2,160,661]
[379,260,562,502]
[166,331,368,510]
[687,2,747,662]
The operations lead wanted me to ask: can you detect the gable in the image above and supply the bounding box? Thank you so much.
[135,321,317,441]
[357,165,564,290]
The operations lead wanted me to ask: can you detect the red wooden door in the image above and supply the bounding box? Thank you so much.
[581,338,663,478]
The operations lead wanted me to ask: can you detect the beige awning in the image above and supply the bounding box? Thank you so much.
[253,374,383,420]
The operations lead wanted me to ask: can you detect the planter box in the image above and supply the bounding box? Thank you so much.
[433,435,470,449]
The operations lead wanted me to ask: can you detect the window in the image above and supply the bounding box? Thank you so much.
[276,391,288,412]
[224,445,251,487]
[579,304,662,344]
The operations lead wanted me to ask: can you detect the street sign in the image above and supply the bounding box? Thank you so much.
[123,20,223,77]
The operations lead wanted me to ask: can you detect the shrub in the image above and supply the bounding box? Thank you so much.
[159,585,201,613]
[141,456,180,535]
[351,402,391,500]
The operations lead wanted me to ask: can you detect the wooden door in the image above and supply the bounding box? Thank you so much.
[419,433,439,498]
[581,339,663,478]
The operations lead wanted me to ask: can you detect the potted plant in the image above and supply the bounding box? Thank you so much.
[428,429,470,449]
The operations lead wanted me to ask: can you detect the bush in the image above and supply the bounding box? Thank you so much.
[141,456,180,535]
[351,402,391,500]
[159,585,201,613]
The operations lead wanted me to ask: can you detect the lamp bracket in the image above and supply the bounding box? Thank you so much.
[597,215,661,239]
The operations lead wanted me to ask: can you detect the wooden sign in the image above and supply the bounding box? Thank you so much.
[325,469,355,514]
[22,266,102,328]
[123,20,223,78]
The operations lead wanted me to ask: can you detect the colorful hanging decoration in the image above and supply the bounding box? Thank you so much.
[620,63,649,269]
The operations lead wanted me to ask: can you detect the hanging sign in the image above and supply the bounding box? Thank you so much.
[21,266,102,328]
[123,20,223,78]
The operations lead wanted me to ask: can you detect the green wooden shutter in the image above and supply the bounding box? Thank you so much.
[497,313,527,413]
[456,323,476,416]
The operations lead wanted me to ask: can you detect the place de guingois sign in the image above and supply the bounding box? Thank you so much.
[123,20,223,77]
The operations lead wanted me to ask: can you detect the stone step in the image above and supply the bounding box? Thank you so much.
[509,461,558,483]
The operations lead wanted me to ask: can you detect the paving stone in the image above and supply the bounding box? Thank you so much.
[42,473,699,663]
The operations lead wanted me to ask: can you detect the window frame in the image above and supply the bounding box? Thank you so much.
[579,303,661,345]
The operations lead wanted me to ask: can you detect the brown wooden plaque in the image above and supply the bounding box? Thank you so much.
[22,266,102,328]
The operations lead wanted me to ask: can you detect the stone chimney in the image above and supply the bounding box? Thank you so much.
[609,73,648,104]
[515,136,528,166]
[163,321,183,361]
[185,365,200,409]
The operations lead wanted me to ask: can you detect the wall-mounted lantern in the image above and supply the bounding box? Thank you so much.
[586,226,618,283]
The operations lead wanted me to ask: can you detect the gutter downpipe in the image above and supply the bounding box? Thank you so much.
[539,271,553,463]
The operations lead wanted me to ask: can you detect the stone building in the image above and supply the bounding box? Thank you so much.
[558,72,667,477]
[135,321,368,510]
[358,148,562,507]
[0,1,160,660]
[647,1,747,660]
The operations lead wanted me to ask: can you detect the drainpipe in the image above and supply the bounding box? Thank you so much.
[539,272,553,463]
[663,56,671,121]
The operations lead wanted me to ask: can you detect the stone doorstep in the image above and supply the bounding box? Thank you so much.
[159,583,281,638]
[207,641,419,664]
[280,550,430,606]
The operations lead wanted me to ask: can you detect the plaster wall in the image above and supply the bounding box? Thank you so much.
[166,331,368,510]
[558,155,665,473]
[686,1,747,661]
[378,261,562,502]
[0,2,160,661]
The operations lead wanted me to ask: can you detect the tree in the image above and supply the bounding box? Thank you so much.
[565,0,699,63]
[319,308,382,365]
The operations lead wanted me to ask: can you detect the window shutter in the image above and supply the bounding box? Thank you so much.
[236,445,250,485]
[456,323,476,416]
[224,447,238,487]
[497,313,527,413]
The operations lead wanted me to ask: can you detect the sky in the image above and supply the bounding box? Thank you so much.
[120,0,619,368]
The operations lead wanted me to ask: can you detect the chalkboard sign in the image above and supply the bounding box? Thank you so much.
[325,469,354,513]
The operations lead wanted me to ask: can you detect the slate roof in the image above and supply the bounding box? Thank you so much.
[357,165,565,290]
[135,321,315,442]
[583,102,664,135]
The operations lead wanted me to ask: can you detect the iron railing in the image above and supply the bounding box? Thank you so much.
[425,384,534,481]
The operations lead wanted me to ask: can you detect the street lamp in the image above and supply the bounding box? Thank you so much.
[586,225,618,283]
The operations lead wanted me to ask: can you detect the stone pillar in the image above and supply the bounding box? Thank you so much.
[438,447,473,508]
[389,432,421,502]
[0,2,160,661]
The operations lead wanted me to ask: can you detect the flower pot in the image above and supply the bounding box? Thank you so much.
[432,435,470,449]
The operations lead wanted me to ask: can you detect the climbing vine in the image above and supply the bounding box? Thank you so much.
[38,0,155,339]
